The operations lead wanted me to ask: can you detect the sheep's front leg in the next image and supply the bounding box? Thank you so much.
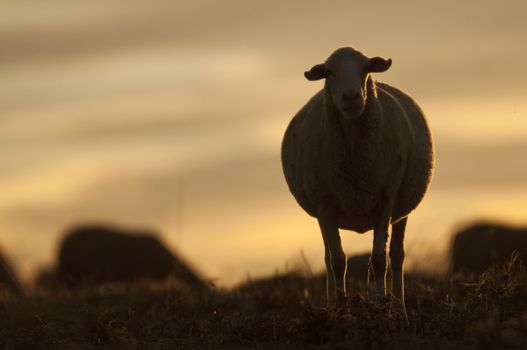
[390,217,408,323]
[318,204,346,308]
[371,203,391,301]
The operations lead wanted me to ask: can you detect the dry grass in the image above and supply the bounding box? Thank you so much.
[2,257,527,349]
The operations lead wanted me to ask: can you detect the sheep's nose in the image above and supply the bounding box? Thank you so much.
[342,90,360,102]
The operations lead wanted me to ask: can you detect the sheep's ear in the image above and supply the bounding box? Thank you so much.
[304,64,330,81]
[366,57,392,73]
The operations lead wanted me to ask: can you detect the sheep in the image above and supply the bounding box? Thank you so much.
[281,47,434,317]
[55,224,208,290]
[451,222,527,274]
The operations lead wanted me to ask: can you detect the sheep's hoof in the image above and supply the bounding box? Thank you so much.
[312,305,332,315]
[334,294,348,313]
[395,305,409,327]
[388,296,409,327]
[317,304,345,316]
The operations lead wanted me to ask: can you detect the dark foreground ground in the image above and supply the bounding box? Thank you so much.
[2,258,527,350]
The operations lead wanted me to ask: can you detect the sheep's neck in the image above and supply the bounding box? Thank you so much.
[324,78,382,194]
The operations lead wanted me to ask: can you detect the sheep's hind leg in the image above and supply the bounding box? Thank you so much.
[390,217,409,324]
[323,245,336,306]
[318,204,347,308]
[371,204,390,302]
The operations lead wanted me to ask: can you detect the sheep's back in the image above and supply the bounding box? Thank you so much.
[57,226,176,286]
[451,223,527,274]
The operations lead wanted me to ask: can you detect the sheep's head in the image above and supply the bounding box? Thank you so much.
[305,47,391,119]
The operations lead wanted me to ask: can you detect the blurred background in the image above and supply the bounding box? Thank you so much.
[1,0,526,287]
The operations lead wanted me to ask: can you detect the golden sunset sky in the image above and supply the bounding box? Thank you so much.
[1,0,526,286]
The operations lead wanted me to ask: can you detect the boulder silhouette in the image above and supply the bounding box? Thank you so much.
[34,268,59,290]
[55,224,207,289]
[0,249,24,297]
[345,253,372,292]
[345,253,396,293]
[451,222,527,274]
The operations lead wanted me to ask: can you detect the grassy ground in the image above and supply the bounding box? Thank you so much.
[2,258,527,350]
